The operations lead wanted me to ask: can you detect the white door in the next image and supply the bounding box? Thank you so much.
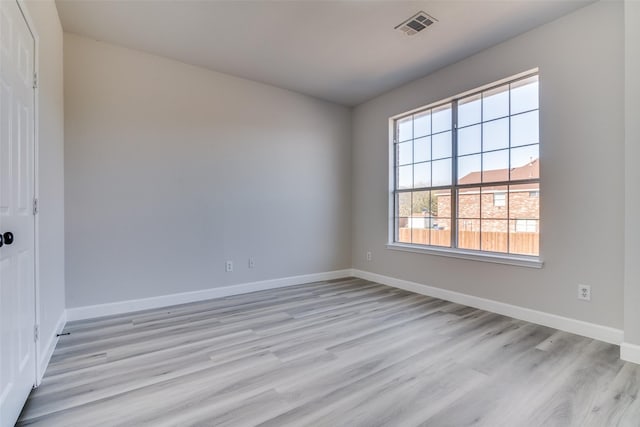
[0,0,36,425]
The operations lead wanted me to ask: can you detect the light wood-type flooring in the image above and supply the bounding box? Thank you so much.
[17,277,640,426]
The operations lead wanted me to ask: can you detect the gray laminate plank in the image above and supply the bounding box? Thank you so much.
[18,278,640,427]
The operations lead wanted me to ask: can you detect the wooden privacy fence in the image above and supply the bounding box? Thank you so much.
[399,228,539,255]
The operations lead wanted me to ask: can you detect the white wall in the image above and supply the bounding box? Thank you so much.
[23,0,66,373]
[64,33,352,308]
[352,1,624,329]
[624,0,640,345]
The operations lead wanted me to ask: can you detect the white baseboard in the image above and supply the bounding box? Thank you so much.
[621,342,640,365]
[66,269,353,322]
[37,309,67,384]
[351,269,623,345]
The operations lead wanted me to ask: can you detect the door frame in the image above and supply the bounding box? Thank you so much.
[14,0,41,387]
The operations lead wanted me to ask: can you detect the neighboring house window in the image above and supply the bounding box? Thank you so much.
[515,219,538,233]
[391,72,539,257]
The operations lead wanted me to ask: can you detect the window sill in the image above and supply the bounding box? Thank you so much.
[386,243,543,269]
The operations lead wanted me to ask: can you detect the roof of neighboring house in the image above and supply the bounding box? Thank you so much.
[458,158,539,185]
[431,158,539,196]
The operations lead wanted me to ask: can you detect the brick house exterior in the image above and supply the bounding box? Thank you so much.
[433,159,539,232]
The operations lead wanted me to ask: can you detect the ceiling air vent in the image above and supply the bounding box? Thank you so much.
[395,11,437,36]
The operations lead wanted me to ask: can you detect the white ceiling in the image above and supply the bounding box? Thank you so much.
[56,0,593,106]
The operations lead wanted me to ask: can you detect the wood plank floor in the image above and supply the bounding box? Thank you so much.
[17,277,640,426]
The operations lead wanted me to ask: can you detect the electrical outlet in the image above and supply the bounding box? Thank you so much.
[366,251,372,262]
[248,257,255,269]
[578,284,591,301]
[225,261,233,272]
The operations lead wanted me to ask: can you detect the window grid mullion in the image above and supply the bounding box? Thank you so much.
[507,83,512,254]
[479,90,484,249]
[430,109,434,246]
[394,123,399,243]
[451,100,458,249]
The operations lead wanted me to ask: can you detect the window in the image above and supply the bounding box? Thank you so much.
[391,72,539,259]
[515,219,538,233]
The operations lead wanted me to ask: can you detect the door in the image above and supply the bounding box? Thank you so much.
[0,0,36,425]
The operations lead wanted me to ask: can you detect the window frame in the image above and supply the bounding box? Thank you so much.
[515,219,538,233]
[387,70,543,268]
[493,192,506,207]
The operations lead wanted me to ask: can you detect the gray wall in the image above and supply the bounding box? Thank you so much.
[64,33,352,308]
[624,0,640,345]
[352,1,625,329]
[24,0,66,365]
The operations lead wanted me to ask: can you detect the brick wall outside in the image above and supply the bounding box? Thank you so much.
[436,189,538,232]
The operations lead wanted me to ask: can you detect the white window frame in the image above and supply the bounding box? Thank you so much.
[386,70,543,268]
[515,219,538,233]
[493,192,506,207]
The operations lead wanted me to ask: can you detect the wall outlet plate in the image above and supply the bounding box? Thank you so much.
[248,258,255,269]
[578,284,591,301]
[366,251,372,262]
[225,261,233,272]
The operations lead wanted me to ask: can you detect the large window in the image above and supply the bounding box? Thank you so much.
[391,72,539,258]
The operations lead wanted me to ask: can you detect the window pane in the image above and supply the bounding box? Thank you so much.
[481,220,508,253]
[414,136,431,163]
[458,154,481,184]
[397,141,412,165]
[412,191,432,215]
[409,192,431,245]
[458,124,481,156]
[511,76,538,114]
[432,131,452,159]
[482,149,509,182]
[508,182,539,255]
[433,190,451,222]
[397,217,411,243]
[509,219,539,255]
[413,162,431,188]
[483,85,509,121]
[414,111,431,138]
[432,158,452,187]
[397,165,412,189]
[510,145,539,180]
[509,183,539,220]
[431,220,451,247]
[397,192,411,217]
[458,219,480,250]
[483,117,509,152]
[411,226,429,245]
[458,94,481,127]
[511,111,539,147]
[397,116,412,142]
[432,190,451,246]
[481,186,507,219]
[432,104,452,133]
[457,187,480,218]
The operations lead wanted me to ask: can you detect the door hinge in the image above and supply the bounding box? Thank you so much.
[33,198,38,215]
[34,325,39,342]
[33,72,38,89]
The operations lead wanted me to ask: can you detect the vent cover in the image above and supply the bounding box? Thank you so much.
[395,11,437,36]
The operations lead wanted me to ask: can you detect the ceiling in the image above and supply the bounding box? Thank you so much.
[56,0,593,106]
